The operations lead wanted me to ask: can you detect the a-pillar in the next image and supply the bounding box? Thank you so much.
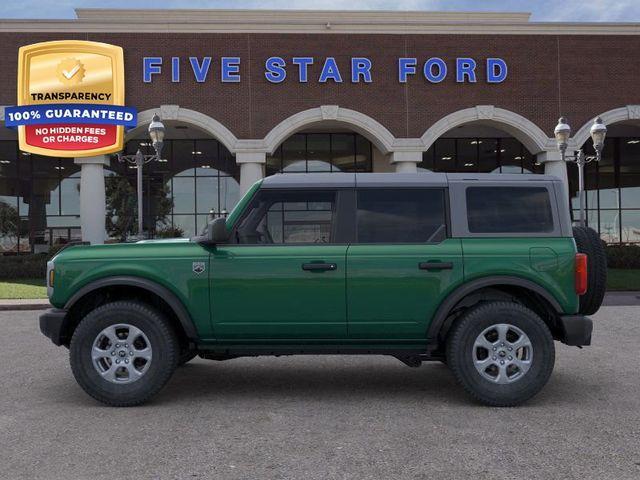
[390,151,422,173]
[74,155,109,244]
[237,152,266,195]
[537,151,569,197]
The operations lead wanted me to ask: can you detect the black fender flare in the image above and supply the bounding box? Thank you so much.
[64,276,198,340]
[426,276,563,344]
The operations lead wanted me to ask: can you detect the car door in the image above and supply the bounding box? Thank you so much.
[210,188,350,340]
[346,187,463,340]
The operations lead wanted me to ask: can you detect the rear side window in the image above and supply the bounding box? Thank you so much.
[466,186,554,233]
[356,188,447,243]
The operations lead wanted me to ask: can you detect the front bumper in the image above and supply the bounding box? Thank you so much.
[39,308,68,346]
[558,314,593,346]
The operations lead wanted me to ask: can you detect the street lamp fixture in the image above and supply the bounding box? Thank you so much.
[553,116,607,228]
[554,117,571,154]
[147,114,165,158]
[590,117,607,154]
[117,113,166,240]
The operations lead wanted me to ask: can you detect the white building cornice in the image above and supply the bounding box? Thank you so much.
[73,9,532,24]
[0,9,638,35]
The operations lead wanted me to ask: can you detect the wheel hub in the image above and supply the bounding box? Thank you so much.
[472,323,533,384]
[91,324,153,384]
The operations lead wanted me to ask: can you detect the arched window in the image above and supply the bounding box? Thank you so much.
[113,138,240,239]
[418,137,540,174]
[266,133,373,175]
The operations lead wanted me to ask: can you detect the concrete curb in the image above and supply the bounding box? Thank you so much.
[0,299,51,311]
[602,291,640,307]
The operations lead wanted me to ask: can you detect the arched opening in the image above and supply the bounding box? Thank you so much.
[568,120,640,244]
[265,124,379,176]
[418,123,543,175]
[0,125,83,253]
[263,106,396,175]
[115,120,240,239]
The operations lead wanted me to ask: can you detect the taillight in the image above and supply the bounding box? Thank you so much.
[575,253,588,295]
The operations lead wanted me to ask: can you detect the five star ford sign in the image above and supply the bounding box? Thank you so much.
[4,40,137,157]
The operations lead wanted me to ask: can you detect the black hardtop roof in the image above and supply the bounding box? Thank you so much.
[261,172,560,189]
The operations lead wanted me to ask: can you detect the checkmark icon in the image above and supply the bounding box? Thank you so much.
[62,64,80,79]
[57,59,84,85]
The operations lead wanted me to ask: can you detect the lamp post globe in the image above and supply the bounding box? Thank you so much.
[554,117,571,156]
[590,116,607,155]
[148,113,166,158]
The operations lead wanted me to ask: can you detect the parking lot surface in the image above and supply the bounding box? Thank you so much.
[1,307,639,480]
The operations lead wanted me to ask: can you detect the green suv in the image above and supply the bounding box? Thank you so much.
[39,173,606,407]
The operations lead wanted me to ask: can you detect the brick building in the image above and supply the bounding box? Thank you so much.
[0,9,639,250]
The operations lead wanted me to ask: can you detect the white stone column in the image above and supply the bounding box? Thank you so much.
[537,151,569,197]
[236,152,266,195]
[74,155,109,245]
[390,151,422,173]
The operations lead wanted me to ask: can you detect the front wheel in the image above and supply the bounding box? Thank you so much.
[446,301,555,407]
[70,301,179,407]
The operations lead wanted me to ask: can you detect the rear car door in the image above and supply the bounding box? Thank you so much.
[210,188,350,340]
[346,187,463,339]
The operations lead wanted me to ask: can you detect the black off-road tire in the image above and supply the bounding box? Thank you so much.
[446,301,555,407]
[70,301,179,407]
[573,226,607,315]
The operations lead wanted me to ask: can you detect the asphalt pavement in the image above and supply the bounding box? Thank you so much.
[1,308,639,480]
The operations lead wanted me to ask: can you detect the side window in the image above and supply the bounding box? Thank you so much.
[466,186,554,233]
[356,188,447,243]
[236,190,336,244]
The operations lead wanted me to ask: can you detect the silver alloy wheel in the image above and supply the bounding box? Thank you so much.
[472,323,533,384]
[91,324,153,384]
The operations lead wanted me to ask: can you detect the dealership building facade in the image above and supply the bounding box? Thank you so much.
[1,8,640,251]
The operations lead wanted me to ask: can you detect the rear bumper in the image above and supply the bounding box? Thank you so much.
[558,314,593,346]
[39,308,68,346]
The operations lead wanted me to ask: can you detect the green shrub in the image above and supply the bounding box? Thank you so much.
[155,226,185,239]
[605,245,640,269]
[0,254,47,280]
[0,244,71,280]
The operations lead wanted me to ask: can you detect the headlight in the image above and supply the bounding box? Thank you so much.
[46,260,55,298]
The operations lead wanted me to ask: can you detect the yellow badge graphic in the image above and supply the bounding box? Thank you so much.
[5,40,136,158]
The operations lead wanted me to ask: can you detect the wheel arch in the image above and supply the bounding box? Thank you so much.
[427,276,563,346]
[61,276,198,346]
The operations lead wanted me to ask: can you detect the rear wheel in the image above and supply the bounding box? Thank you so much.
[446,301,555,407]
[70,301,179,407]
[573,226,607,315]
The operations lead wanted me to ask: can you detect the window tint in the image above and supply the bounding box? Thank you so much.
[356,189,447,243]
[236,190,335,244]
[466,187,554,233]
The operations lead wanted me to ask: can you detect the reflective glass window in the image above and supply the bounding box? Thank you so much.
[356,188,447,243]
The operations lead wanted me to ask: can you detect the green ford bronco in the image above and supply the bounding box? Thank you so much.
[39,173,606,407]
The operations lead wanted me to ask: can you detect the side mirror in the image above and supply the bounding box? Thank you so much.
[208,217,230,244]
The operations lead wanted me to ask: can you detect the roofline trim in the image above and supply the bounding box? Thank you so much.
[75,9,533,23]
[0,9,639,35]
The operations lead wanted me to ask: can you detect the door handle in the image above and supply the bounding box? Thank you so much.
[419,261,454,271]
[302,262,337,272]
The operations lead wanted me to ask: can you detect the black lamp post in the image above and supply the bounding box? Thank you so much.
[117,114,166,239]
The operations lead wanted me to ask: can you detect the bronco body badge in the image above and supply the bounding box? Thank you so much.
[192,261,206,275]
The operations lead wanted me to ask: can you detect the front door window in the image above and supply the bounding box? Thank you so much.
[236,190,336,245]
